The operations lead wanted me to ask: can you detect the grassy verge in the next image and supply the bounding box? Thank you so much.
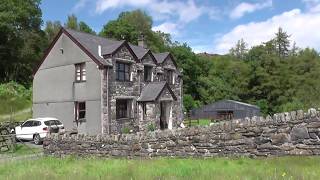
[184,119,212,127]
[1,144,42,156]
[0,109,32,123]
[0,156,319,179]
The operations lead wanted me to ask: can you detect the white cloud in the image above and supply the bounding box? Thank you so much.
[214,8,320,54]
[95,0,152,14]
[303,0,320,12]
[230,0,273,19]
[72,0,89,12]
[152,22,179,35]
[94,0,218,35]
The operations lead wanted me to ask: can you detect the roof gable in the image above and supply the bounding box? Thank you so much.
[153,52,178,68]
[137,82,177,102]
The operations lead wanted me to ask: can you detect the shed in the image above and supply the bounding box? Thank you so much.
[190,100,260,120]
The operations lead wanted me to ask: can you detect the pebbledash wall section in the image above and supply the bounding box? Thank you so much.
[44,108,320,157]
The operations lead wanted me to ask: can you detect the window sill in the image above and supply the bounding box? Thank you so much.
[75,81,86,83]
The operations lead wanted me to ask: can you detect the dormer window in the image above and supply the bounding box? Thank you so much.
[75,63,86,82]
[144,66,152,82]
[166,70,174,84]
[116,62,130,81]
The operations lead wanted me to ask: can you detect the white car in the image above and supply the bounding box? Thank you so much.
[15,117,64,145]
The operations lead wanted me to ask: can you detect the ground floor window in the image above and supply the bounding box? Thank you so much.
[75,102,86,121]
[116,99,132,119]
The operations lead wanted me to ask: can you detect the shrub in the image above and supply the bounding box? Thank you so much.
[121,127,130,134]
[0,82,32,115]
[147,123,156,132]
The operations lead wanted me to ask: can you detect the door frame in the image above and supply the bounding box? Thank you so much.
[160,100,173,130]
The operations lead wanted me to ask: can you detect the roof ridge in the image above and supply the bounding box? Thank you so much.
[64,28,123,44]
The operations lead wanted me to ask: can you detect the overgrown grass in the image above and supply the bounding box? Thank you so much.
[0,109,32,123]
[0,82,32,123]
[0,82,32,115]
[4,144,42,155]
[0,156,319,179]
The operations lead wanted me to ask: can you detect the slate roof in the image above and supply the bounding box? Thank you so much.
[129,44,149,59]
[137,82,176,102]
[64,28,123,66]
[153,52,170,64]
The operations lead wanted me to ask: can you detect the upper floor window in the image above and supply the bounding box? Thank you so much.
[166,70,174,84]
[144,66,152,82]
[116,62,130,81]
[75,63,86,82]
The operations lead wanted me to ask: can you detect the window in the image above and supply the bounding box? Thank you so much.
[21,121,33,127]
[75,63,86,82]
[143,103,147,116]
[166,70,174,84]
[157,73,164,81]
[44,120,62,126]
[144,66,152,82]
[116,99,129,119]
[116,62,130,81]
[75,102,86,121]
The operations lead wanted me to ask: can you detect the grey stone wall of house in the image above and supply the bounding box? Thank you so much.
[44,109,320,158]
[102,46,183,134]
[106,46,141,134]
[162,56,184,126]
[33,33,102,135]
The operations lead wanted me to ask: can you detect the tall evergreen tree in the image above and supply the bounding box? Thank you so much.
[274,27,291,59]
[229,38,248,60]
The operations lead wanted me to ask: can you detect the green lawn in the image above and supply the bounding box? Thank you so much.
[0,156,319,180]
[184,119,212,127]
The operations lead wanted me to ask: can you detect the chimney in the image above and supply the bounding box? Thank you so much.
[138,32,147,48]
[98,45,102,58]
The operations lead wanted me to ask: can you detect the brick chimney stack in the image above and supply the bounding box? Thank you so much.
[138,32,147,48]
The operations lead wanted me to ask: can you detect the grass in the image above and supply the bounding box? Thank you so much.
[1,144,42,156]
[0,156,319,179]
[0,109,32,123]
[184,119,212,127]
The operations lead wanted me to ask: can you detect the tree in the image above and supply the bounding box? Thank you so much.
[0,0,47,86]
[229,39,248,60]
[79,21,96,34]
[274,27,291,59]
[65,14,78,30]
[99,9,169,52]
[44,21,61,42]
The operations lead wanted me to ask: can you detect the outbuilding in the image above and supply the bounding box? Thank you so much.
[190,100,260,121]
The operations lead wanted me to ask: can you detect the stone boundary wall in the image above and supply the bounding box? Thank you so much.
[44,108,320,158]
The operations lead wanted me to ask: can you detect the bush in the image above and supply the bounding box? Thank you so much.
[147,123,156,132]
[121,127,130,134]
[0,82,32,115]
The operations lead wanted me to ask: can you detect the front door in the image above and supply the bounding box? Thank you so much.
[160,102,168,130]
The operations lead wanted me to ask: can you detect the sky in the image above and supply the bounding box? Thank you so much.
[40,0,320,54]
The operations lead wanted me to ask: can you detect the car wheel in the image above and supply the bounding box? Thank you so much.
[33,134,42,145]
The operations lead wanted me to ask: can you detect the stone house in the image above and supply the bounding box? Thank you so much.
[33,28,183,135]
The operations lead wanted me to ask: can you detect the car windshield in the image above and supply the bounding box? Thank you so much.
[44,120,62,126]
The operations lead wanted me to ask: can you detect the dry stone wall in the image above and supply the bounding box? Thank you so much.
[44,108,320,158]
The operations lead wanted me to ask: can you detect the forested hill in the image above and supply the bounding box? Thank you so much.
[1,0,320,115]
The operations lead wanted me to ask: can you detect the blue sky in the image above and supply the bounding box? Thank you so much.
[40,0,320,54]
